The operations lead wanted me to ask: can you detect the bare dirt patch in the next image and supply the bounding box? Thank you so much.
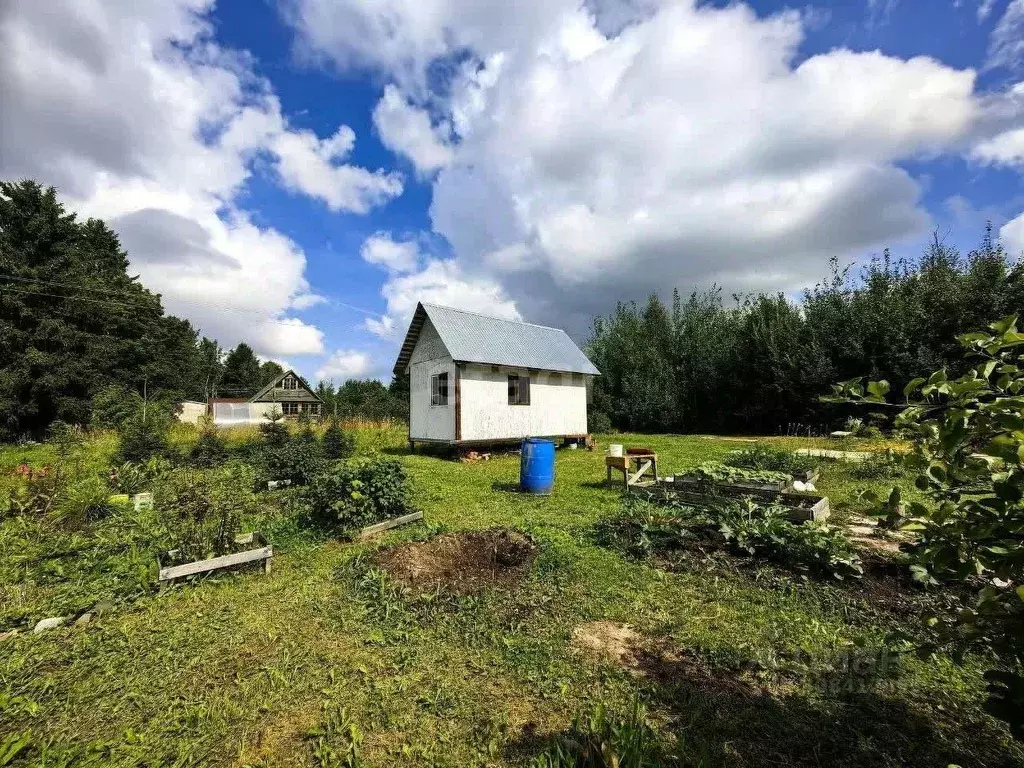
[376,529,537,595]
[573,620,766,699]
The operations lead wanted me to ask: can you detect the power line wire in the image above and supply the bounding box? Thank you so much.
[0,273,380,319]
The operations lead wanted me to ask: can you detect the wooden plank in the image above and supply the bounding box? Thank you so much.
[358,511,424,539]
[159,546,273,582]
[454,364,462,442]
[627,459,653,485]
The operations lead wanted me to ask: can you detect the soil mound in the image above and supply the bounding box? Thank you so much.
[376,528,536,594]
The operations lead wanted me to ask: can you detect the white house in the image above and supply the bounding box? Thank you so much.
[394,302,600,449]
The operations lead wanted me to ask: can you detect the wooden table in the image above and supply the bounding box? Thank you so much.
[605,452,658,489]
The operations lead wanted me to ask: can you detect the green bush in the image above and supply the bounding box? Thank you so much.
[304,457,413,535]
[190,420,228,468]
[531,700,674,767]
[724,444,817,475]
[107,462,146,495]
[155,461,258,563]
[117,414,170,463]
[322,419,356,460]
[588,409,613,435]
[259,407,290,447]
[258,440,324,487]
[831,315,1024,738]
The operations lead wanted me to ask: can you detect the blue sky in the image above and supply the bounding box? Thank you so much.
[2,0,1023,383]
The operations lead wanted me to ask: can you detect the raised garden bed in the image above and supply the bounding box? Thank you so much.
[158,532,272,585]
[792,468,820,484]
[357,511,424,539]
[675,474,792,494]
[657,479,830,523]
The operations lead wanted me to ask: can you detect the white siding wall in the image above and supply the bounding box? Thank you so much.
[409,318,456,441]
[176,401,208,424]
[459,365,588,441]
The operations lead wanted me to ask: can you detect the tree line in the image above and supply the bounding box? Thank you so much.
[0,180,402,439]
[587,229,1024,434]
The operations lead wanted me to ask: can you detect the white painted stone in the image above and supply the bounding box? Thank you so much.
[33,616,66,634]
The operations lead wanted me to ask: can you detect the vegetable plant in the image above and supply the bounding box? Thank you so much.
[724,444,818,475]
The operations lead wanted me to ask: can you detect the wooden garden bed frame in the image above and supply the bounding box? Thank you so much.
[648,479,830,523]
[158,532,273,584]
[357,511,424,539]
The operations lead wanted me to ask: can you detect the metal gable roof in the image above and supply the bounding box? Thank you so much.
[393,302,600,376]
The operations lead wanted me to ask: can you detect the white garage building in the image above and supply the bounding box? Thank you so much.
[394,303,600,449]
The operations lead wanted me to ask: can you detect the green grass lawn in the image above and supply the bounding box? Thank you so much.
[1,428,1020,767]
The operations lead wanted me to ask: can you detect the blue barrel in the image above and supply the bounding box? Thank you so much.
[520,438,555,494]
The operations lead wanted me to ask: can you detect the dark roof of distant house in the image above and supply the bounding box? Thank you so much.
[393,302,600,376]
[250,369,323,403]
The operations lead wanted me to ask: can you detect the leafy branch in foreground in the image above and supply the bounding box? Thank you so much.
[829,314,1024,739]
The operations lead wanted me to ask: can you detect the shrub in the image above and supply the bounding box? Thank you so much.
[258,439,324,487]
[304,457,413,534]
[190,419,228,468]
[715,501,862,579]
[6,466,62,519]
[107,462,146,495]
[530,700,674,768]
[117,413,170,463]
[322,419,356,460]
[830,314,1024,738]
[259,407,290,447]
[724,444,817,475]
[155,461,258,563]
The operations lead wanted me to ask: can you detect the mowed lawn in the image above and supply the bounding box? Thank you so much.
[1,429,1021,767]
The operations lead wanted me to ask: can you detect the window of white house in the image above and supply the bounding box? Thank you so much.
[431,372,449,406]
[282,376,298,390]
[281,401,299,415]
[508,374,530,405]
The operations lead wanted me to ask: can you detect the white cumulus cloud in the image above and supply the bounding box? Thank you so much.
[0,0,402,358]
[286,0,985,335]
[373,85,453,176]
[361,232,422,273]
[316,349,373,381]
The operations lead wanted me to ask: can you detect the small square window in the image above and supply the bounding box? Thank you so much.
[431,372,449,406]
[281,401,299,416]
[282,376,298,390]
[508,374,530,405]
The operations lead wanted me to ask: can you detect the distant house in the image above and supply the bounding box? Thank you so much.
[393,302,600,448]
[208,369,323,425]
